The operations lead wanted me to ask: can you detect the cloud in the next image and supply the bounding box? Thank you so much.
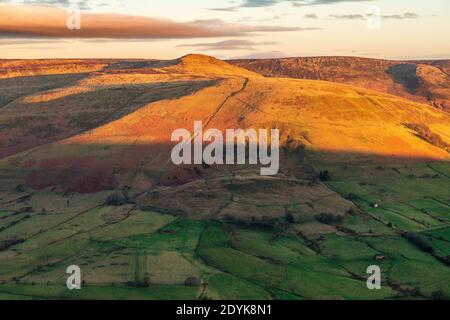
[329,14,364,20]
[330,12,421,20]
[188,19,313,34]
[300,0,372,5]
[178,39,277,51]
[0,0,92,9]
[0,38,67,45]
[304,14,319,19]
[209,6,239,12]
[376,12,420,20]
[240,0,285,7]
[211,0,374,11]
[0,4,309,39]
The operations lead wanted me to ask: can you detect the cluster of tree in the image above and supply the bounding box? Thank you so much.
[405,123,449,150]
[431,290,449,300]
[319,170,331,181]
[15,184,26,193]
[398,287,449,300]
[285,212,314,224]
[223,214,288,232]
[0,238,25,251]
[126,277,150,288]
[437,255,450,266]
[0,215,31,233]
[105,192,127,206]
[184,277,200,287]
[396,286,423,299]
[402,232,434,254]
[345,193,361,201]
[315,212,344,225]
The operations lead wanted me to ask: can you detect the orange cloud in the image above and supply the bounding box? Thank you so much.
[0,5,302,39]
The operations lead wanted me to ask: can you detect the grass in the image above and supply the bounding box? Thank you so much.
[0,284,198,300]
[92,210,176,241]
[0,160,448,300]
[112,218,206,253]
[365,237,450,296]
[325,162,450,232]
[197,222,396,300]
[343,214,395,235]
[208,273,271,300]
[425,227,450,241]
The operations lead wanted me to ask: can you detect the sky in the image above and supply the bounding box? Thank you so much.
[0,0,449,60]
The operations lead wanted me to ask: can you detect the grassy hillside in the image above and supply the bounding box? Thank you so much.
[230,56,450,113]
[0,55,448,300]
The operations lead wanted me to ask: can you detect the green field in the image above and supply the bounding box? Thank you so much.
[0,161,448,300]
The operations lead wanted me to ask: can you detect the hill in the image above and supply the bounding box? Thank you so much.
[229,56,450,112]
[0,55,448,300]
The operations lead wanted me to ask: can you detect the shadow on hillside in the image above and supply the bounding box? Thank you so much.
[1,140,448,195]
[0,73,89,107]
[0,79,219,159]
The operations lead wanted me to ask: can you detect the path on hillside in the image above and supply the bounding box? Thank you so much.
[202,77,249,130]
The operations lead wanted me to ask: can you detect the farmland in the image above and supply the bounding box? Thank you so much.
[0,159,448,299]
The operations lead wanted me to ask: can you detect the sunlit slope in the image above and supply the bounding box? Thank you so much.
[236,77,450,160]
[164,54,261,77]
[231,57,450,112]
[1,54,449,193]
[0,56,226,158]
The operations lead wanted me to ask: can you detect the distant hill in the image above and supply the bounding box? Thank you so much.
[229,56,450,112]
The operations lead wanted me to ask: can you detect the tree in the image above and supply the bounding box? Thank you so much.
[403,232,434,254]
[15,184,25,193]
[105,193,125,206]
[431,290,448,300]
[315,213,343,225]
[185,277,200,287]
[286,213,296,224]
[319,170,331,181]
